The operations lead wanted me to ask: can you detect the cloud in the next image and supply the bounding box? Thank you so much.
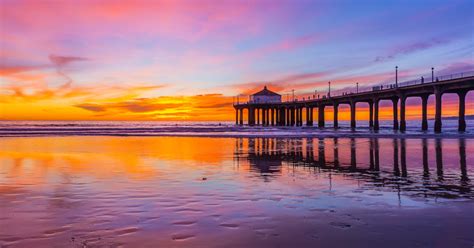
[116,101,184,113]
[48,54,88,67]
[76,100,183,113]
[197,102,230,109]
[48,54,89,89]
[436,61,474,75]
[75,103,106,112]
[0,65,43,76]
[71,93,234,120]
[374,38,451,62]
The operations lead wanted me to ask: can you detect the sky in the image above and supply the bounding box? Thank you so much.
[1,0,473,121]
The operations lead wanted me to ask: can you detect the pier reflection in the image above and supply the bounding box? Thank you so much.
[236,137,472,199]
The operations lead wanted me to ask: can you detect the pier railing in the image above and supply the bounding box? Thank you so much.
[379,70,474,92]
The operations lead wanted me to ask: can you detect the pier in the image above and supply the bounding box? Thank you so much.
[234,71,474,132]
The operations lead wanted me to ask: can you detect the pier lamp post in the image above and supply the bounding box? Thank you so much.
[431,67,434,82]
[314,90,317,99]
[292,89,295,102]
[328,81,331,97]
[395,66,398,88]
[356,82,359,93]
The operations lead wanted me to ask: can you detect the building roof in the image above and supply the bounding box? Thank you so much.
[252,86,281,96]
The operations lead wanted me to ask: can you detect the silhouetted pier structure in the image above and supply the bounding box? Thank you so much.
[234,71,474,132]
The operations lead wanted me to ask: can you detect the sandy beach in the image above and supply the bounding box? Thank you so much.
[1,135,472,247]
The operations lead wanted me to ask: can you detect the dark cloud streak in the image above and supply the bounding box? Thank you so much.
[374,38,451,62]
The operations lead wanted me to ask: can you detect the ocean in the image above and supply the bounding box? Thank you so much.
[0,119,473,137]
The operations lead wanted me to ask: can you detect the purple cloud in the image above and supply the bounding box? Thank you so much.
[374,38,451,62]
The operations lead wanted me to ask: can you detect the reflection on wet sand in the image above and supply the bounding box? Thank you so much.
[237,137,472,199]
[0,136,473,247]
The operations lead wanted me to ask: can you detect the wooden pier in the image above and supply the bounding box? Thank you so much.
[234,71,474,132]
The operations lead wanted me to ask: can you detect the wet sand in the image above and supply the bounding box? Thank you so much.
[0,136,473,247]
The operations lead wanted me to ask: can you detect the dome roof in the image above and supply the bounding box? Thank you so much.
[252,86,280,96]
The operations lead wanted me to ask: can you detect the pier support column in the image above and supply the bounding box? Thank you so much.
[281,108,286,126]
[306,107,311,126]
[271,108,275,126]
[309,107,314,126]
[235,109,238,125]
[253,108,256,126]
[277,108,281,126]
[295,108,299,126]
[434,89,443,133]
[247,108,252,126]
[299,108,302,126]
[282,108,286,126]
[276,108,280,126]
[262,108,266,126]
[458,91,467,132]
[251,108,255,126]
[400,95,406,131]
[248,108,254,126]
[286,108,290,126]
[287,108,290,126]
[278,108,282,126]
[291,108,295,126]
[252,108,256,126]
[296,107,300,126]
[296,108,299,126]
[334,104,338,128]
[239,108,243,125]
[421,95,428,131]
[374,99,380,131]
[369,101,374,128]
[318,105,325,128]
[291,107,298,126]
[350,101,356,129]
[266,108,270,126]
[392,98,399,130]
[299,108,303,126]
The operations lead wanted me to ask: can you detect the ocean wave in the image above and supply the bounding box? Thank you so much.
[0,120,472,138]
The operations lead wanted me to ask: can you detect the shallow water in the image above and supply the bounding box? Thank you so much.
[0,120,473,137]
[0,136,473,247]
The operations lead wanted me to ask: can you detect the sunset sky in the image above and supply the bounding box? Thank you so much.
[1,0,473,121]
